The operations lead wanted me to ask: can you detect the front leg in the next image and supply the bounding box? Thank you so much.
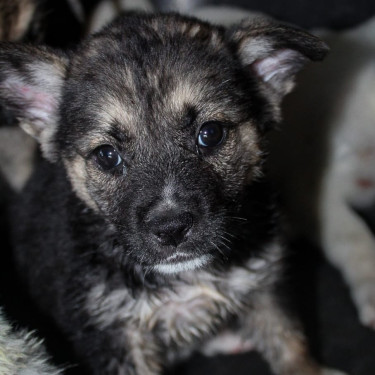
[70,322,163,375]
[320,191,375,329]
[239,291,348,375]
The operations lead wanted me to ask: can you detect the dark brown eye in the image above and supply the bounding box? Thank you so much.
[93,145,123,171]
[197,122,226,149]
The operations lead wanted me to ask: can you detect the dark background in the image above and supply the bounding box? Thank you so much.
[1,1,375,374]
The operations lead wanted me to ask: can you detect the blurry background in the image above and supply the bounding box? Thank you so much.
[1,1,375,374]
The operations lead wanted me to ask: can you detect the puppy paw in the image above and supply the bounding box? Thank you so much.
[352,281,375,329]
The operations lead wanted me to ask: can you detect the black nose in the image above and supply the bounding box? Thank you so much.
[147,211,194,247]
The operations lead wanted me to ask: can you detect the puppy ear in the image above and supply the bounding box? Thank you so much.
[227,16,328,116]
[0,43,68,161]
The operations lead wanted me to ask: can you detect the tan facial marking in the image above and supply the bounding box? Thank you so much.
[64,157,100,212]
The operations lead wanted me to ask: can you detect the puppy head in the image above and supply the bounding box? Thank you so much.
[0,13,327,275]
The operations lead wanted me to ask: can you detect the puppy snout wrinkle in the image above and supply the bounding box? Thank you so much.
[146,210,194,247]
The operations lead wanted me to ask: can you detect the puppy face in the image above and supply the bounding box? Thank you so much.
[0,13,328,274]
[60,15,267,273]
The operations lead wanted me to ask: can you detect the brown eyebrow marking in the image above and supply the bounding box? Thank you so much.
[107,120,129,144]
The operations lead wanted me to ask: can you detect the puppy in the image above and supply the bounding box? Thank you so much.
[0,12,345,375]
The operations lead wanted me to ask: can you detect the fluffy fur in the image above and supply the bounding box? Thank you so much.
[0,11,346,375]
[0,310,61,375]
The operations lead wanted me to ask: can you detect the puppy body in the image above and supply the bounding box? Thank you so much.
[0,12,344,375]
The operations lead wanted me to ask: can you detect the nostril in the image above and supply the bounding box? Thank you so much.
[149,212,194,247]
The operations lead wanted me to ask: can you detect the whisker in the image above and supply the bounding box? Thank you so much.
[210,240,229,261]
[227,216,248,222]
[221,231,236,240]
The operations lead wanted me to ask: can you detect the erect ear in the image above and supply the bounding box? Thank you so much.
[227,16,329,121]
[0,43,68,161]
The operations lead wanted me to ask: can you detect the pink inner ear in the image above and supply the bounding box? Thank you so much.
[1,78,58,124]
[252,49,303,83]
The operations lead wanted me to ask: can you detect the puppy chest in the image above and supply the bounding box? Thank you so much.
[152,286,236,347]
[86,282,235,348]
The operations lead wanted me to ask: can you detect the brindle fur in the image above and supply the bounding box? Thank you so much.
[0,12,345,375]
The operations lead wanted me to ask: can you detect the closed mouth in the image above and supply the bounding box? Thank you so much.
[153,253,212,275]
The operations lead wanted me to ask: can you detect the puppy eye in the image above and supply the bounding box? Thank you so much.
[197,121,226,149]
[93,145,123,171]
